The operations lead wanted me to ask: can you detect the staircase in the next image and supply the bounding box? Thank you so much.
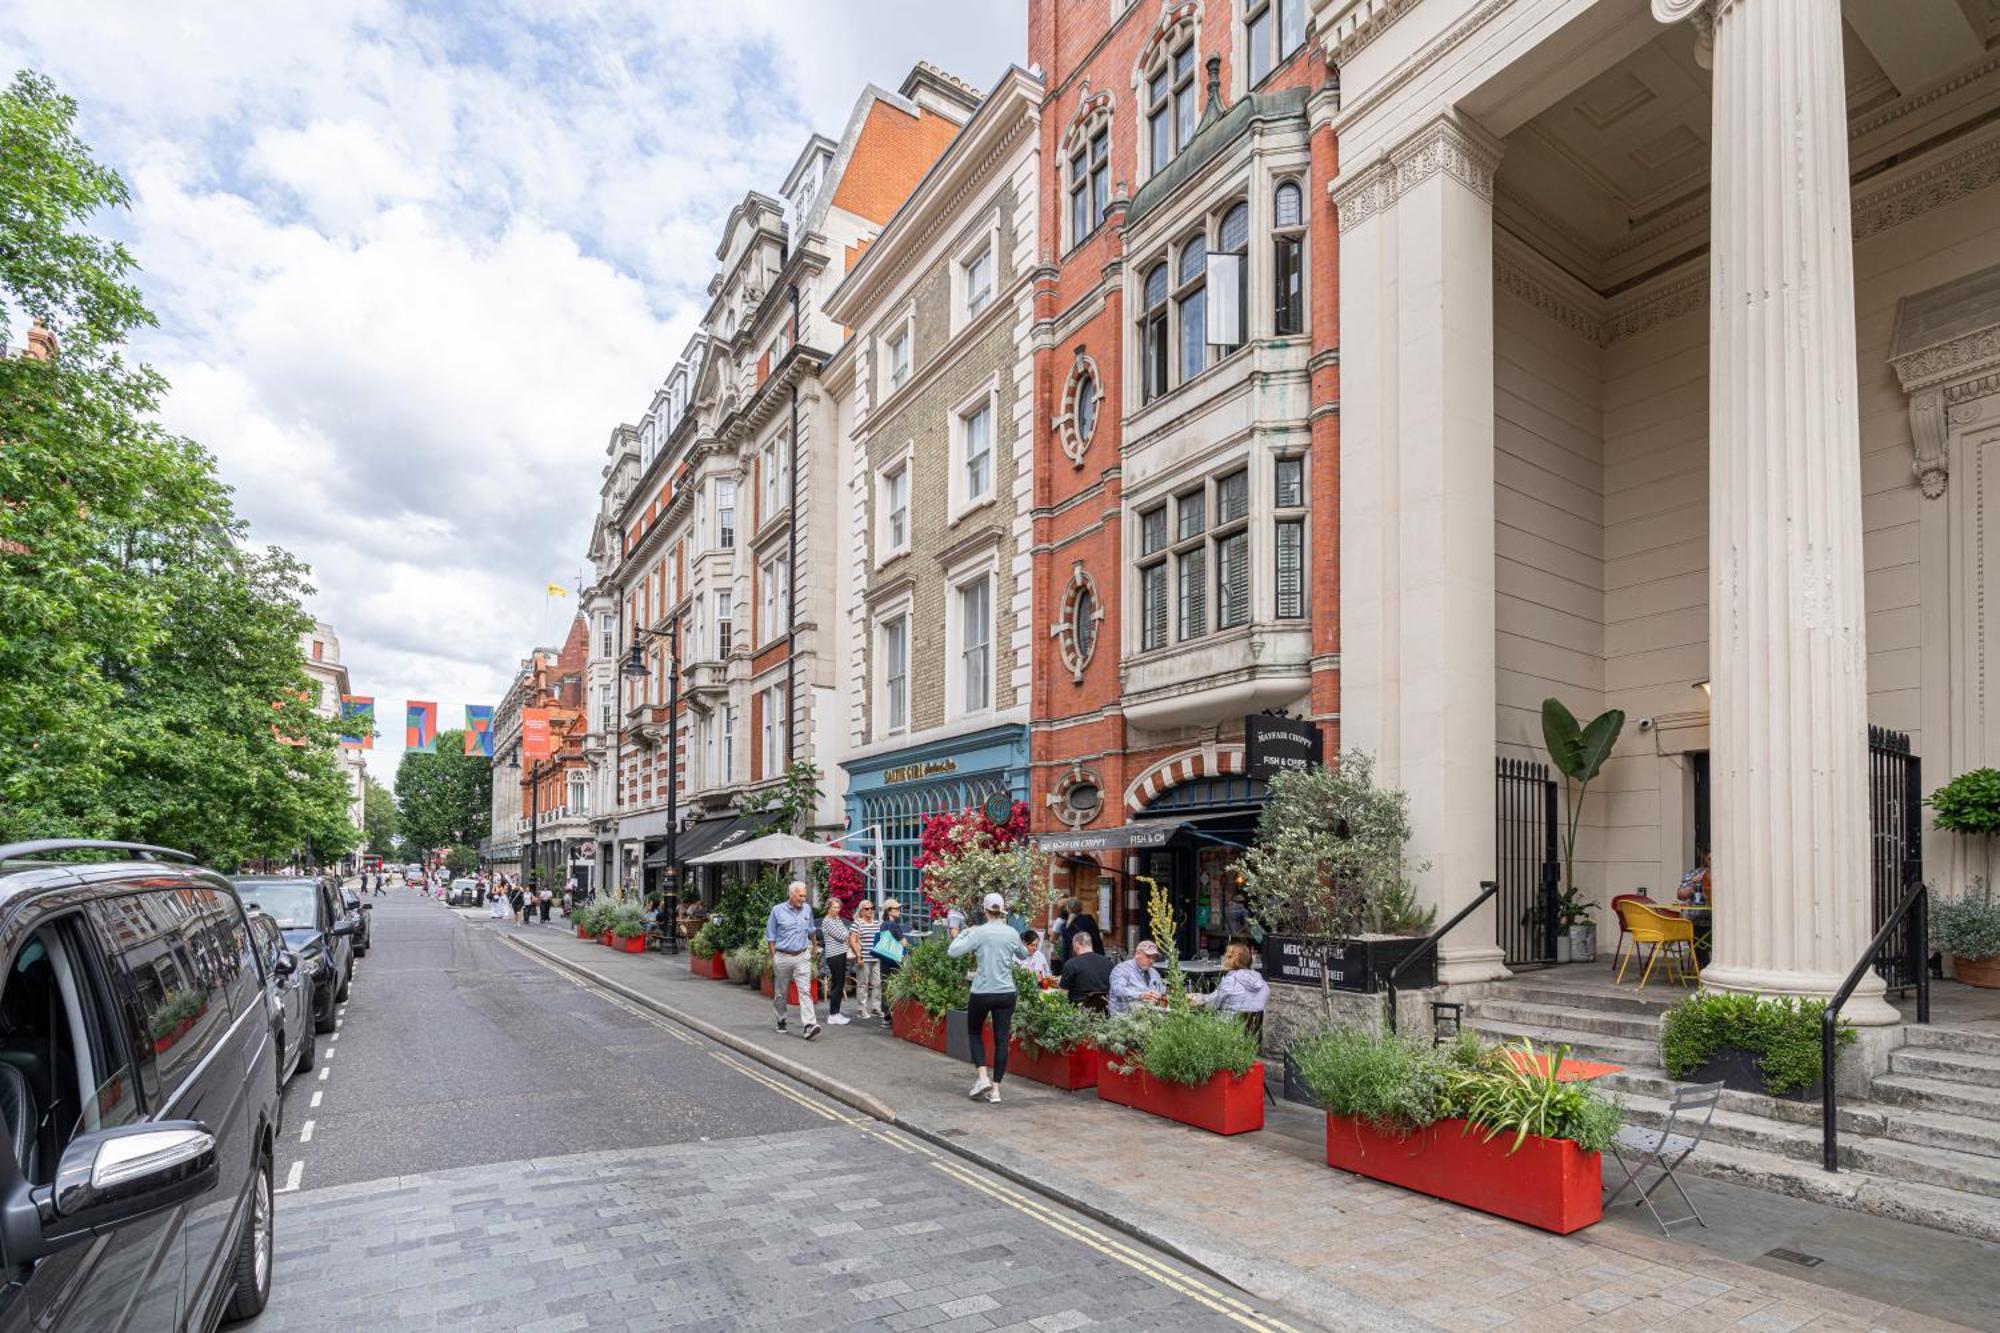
[1461,977,2000,1241]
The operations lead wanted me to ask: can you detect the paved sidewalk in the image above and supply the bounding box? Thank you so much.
[491,919,1982,1333]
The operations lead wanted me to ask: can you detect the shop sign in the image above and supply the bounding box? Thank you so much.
[1245,714,1322,780]
[884,758,958,785]
[1260,934,1434,992]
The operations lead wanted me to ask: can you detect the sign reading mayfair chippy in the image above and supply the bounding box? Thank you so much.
[1244,713,1322,780]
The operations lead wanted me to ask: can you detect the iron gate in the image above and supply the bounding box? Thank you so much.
[1496,757,1561,966]
[1867,726,1924,990]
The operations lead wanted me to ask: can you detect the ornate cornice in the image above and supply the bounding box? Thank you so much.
[1333,113,1501,233]
[1893,326,2000,396]
[1317,0,1423,69]
[1493,251,1598,343]
[1852,128,2000,242]
[1601,270,1707,347]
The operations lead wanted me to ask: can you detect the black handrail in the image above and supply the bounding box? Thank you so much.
[1387,880,1498,1034]
[1822,884,1929,1172]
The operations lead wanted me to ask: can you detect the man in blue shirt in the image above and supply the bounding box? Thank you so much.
[766,879,820,1039]
[1108,940,1168,1015]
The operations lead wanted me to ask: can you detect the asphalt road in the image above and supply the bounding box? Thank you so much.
[257,889,1307,1331]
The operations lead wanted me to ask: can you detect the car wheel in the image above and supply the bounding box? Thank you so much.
[223,1151,274,1322]
[296,1026,316,1073]
[313,991,336,1035]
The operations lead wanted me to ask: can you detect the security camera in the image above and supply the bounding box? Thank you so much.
[1636,717,1656,732]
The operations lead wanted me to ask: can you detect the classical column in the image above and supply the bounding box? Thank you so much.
[1658,0,1896,1023]
[1334,113,1510,984]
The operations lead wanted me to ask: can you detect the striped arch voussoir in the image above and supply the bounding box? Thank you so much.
[1123,745,1246,814]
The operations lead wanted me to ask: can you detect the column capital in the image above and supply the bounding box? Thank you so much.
[1333,113,1502,233]
[1651,0,1724,68]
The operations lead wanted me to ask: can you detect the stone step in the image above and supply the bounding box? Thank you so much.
[1464,997,1661,1044]
[1478,980,1683,1018]
[1889,1044,2000,1087]
[1461,1016,1658,1069]
[1618,1078,2000,1165]
[1903,1024,2000,1061]
[1869,1072,2000,1124]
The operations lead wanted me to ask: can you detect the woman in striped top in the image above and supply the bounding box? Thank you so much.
[852,899,883,1021]
[821,898,854,1025]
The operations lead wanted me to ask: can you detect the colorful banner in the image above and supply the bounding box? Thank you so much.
[270,688,310,748]
[405,700,438,753]
[464,704,495,758]
[521,707,553,760]
[338,695,375,750]
[546,583,568,598]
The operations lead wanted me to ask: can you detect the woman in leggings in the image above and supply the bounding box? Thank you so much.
[947,892,1028,1104]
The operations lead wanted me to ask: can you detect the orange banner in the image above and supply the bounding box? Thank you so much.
[521,707,553,759]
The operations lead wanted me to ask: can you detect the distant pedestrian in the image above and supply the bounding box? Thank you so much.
[488,881,507,920]
[948,893,1028,1104]
[821,898,853,1026]
[1060,897,1103,959]
[765,880,820,1039]
[538,887,553,925]
[852,900,883,1021]
[874,899,909,1027]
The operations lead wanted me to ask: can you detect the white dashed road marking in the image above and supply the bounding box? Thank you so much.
[299,1120,315,1143]
[279,1161,304,1194]
[309,1090,322,1109]
[318,1067,329,1081]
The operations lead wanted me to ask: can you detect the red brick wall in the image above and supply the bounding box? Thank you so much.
[831,102,963,225]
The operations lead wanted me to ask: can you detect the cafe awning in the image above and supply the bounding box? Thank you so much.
[1031,821,1186,855]
[644,814,758,867]
[685,831,857,866]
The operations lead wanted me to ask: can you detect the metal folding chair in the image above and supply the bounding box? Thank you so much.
[1605,1081,1723,1234]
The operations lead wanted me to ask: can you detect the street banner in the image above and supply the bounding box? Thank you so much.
[339,695,375,749]
[269,688,310,747]
[406,700,438,753]
[464,704,495,757]
[522,707,553,759]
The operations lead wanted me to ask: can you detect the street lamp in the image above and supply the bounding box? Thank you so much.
[623,609,681,952]
[508,748,557,896]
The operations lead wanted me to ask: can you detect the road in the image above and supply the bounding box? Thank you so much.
[251,890,1306,1331]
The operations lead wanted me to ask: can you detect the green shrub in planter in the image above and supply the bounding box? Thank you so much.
[883,935,970,1017]
[690,921,724,957]
[729,943,769,982]
[1659,991,1852,1096]
[1138,1007,1261,1087]
[606,905,647,940]
[1010,971,1097,1056]
[1289,1025,1469,1127]
[574,902,610,935]
[1932,880,2000,963]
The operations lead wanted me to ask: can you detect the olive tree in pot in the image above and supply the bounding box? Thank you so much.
[1927,769,2000,987]
[1541,698,1626,964]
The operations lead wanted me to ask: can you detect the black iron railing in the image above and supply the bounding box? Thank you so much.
[1867,727,1924,989]
[1495,759,1560,966]
[1386,880,1498,1035]
[1822,884,1929,1172]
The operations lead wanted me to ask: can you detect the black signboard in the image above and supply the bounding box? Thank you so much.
[1260,933,1435,993]
[1245,714,1323,780]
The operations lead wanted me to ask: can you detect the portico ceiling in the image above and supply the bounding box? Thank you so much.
[1494,0,1997,293]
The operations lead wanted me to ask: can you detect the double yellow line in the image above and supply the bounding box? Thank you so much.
[505,937,1297,1332]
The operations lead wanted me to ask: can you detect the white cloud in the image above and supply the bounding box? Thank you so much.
[0,0,1022,778]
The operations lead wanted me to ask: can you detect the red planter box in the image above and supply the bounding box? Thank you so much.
[611,934,645,954]
[576,926,593,940]
[599,931,615,947]
[1006,1039,1100,1090]
[1323,1114,1602,1234]
[1096,1061,1265,1135]
[890,999,947,1053]
[689,951,728,979]
[758,973,823,1003]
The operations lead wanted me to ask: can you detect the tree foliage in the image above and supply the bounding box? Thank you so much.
[0,70,355,869]
[394,730,492,857]
[362,775,400,857]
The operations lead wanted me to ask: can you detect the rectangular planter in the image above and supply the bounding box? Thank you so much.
[759,973,823,1003]
[1324,1114,1602,1235]
[1688,1046,1820,1103]
[576,926,593,940]
[1096,1061,1265,1136]
[688,951,728,979]
[890,999,948,1053]
[1006,1038,1099,1090]
[611,934,645,954]
[599,931,615,948]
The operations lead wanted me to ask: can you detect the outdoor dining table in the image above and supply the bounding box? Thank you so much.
[1177,960,1225,993]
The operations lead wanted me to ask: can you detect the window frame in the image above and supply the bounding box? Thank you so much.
[1273,455,1309,619]
[1175,229,1209,384]
[1144,39,1200,180]
[758,550,791,645]
[1141,263,1170,404]
[715,476,736,549]
[875,445,913,564]
[1273,178,1307,337]
[943,549,1001,722]
[876,604,912,738]
[948,378,1001,524]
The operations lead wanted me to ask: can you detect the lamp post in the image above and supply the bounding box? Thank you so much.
[623,608,681,953]
[510,749,559,898]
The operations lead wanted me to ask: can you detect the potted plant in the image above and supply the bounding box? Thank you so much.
[1659,991,1853,1099]
[758,952,821,1003]
[1541,697,1625,964]
[1295,1027,1617,1234]
[606,905,648,954]
[688,921,728,979]
[574,901,606,941]
[883,934,968,1053]
[724,942,762,987]
[1006,970,1102,1090]
[1933,880,2000,987]
[1241,751,1436,1014]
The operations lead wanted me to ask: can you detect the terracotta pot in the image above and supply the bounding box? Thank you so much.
[689,950,728,979]
[1955,953,2000,988]
[1096,1060,1265,1135]
[1324,1114,1602,1235]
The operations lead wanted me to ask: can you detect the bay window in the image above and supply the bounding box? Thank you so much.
[1176,232,1207,382]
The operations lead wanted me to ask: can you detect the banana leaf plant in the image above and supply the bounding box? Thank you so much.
[1540,698,1626,912]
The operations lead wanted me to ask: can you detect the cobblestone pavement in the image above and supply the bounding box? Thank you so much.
[252,894,1307,1331]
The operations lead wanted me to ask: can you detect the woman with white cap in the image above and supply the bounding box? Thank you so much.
[946,891,1028,1103]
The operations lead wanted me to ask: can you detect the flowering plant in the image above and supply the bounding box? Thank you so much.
[825,855,868,917]
[913,801,1030,919]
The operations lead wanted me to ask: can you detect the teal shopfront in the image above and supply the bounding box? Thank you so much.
[841,723,1029,927]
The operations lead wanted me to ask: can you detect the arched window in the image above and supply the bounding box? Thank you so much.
[1142,263,1170,403]
[1076,369,1098,443]
[1217,201,1249,353]
[1274,181,1305,335]
[1177,232,1208,382]
[1074,585,1098,662]
[1068,128,1110,247]
[1144,37,1198,176]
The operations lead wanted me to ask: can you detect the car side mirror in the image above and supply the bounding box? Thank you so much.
[330,922,356,938]
[360,902,373,911]
[10,1123,217,1263]
[273,950,299,978]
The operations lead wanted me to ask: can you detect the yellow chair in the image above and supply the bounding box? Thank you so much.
[1614,900,1700,989]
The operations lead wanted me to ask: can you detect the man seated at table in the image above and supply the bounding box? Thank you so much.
[1059,933,1114,1011]
[1108,940,1168,1014]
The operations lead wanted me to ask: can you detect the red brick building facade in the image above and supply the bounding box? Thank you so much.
[1026,0,1339,954]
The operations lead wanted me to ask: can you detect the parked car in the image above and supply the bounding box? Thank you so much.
[0,838,285,1326]
[446,878,481,906]
[233,876,354,1036]
[245,908,316,1084]
[339,887,372,956]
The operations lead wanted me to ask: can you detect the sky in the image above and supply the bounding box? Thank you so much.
[0,1,1022,780]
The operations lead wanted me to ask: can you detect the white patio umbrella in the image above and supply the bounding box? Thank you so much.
[682,831,856,866]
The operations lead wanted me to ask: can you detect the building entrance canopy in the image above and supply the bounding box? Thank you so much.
[1033,822,1187,855]
[645,814,757,867]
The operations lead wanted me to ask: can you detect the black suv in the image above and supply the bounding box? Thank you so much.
[0,840,283,1329]
[233,877,354,1036]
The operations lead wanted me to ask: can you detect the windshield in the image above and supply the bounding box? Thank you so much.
[236,881,318,930]
[452,879,474,890]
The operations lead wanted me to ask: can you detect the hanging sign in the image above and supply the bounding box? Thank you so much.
[405,701,438,753]
[464,705,495,757]
[521,707,553,759]
[1244,713,1322,780]
[338,696,375,750]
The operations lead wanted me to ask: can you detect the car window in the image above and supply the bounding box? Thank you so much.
[95,891,229,1111]
[236,880,318,931]
[251,915,284,970]
[204,890,263,1016]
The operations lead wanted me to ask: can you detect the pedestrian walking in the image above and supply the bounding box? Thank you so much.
[821,898,853,1025]
[538,886,553,925]
[488,879,508,920]
[852,900,884,1020]
[765,880,820,1039]
[873,899,909,1027]
[948,893,1028,1103]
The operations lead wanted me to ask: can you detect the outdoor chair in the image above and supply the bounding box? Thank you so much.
[1604,1081,1723,1235]
[1613,900,1699,989]
[1607,892,1654,972]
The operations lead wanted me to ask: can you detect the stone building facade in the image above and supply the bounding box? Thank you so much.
[826,67,1042,919]
[300,621,367,866]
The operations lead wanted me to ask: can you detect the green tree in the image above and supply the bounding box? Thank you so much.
[0,70,354,868]
[395,730,492,858]
[362,775,400,858]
